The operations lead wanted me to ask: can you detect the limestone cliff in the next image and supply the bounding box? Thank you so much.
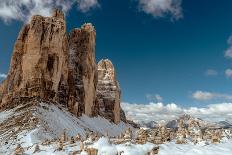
[0,9,126,123]
[0,10,69,110]
[96,59,126,123]
[68,23,97,117]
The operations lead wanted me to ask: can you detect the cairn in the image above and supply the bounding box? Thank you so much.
[58,140,64,151]
[147,146,160,155]
[105,130,109,138]
[94,132,100,141]
[80,141,84,152]
[33,144,41,153]
[14,144,24,155]
[211,131,221,143]
[70,136,75,144]
[176,119,187,144]
[87,148,98,155]
[136,129,148,144]
[75,133,81,141]
[60,129,68,142]
[124,128,132,140]
[151,129,163,144]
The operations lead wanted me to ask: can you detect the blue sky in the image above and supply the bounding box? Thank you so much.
[1,0,232,109]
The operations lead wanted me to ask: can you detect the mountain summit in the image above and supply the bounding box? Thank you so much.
[0,9,125,124]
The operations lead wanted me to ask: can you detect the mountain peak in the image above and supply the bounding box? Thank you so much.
[52,9,65,20]
[0,10,125,124]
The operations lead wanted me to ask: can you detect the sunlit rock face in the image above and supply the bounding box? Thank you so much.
[0,9,126,123]
[0,9,69,109]
[96,59,126,124]
[68,23,97,117]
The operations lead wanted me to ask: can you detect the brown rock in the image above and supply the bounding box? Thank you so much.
[68,23,97,117]
[33,144,41,153]
[14,144,24,155]
[0,9,126,123]
[0,9,69,110]
[96,59,123,124]
[87,148,98,155]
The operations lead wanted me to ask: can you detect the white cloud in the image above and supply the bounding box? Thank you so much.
[192,90,232,101]
[225,69,232,78]
[122,102,232,123]
[225,35,232,58]
[192,91,214,101]
[138,0,183,20]
[146,94,163,102]
[77,0,100,13]
[0,73,7,79]
[0,0,99,23]
[205,69,218,76]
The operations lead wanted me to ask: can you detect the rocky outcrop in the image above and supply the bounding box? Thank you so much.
[0,9,125,123]
[68,23,97,117]
[96,59,125,124]
[0,9,69,110]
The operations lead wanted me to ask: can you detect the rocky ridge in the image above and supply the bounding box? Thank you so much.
[0,9,125,124]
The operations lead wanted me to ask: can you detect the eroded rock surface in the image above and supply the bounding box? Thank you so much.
[0,10,69,110]
[68,23,97,117]
[0,9,126,123]
[96,59,125,123]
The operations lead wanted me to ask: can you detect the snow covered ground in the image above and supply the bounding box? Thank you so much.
[16,137,156,155]
[0,102,134,154]
[1,102,232,155]
[4,137,232,155]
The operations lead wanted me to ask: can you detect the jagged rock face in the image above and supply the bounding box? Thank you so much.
[0,10,69,109]
[0,10,126,123]
[96,59,125,124]
[68,24,97,117]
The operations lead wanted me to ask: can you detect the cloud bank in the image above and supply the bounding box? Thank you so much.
[77,0,99,13]
[0,0,99,23]
[192,90,232,101]
[138,0,183,20]
[122,102,232,123]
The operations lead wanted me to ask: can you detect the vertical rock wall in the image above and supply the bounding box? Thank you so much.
[96,59,122,124]
[68,23,97,117]
[0,10,126,123]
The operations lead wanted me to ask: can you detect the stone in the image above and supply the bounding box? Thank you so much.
[136,129,148,144]
[60,129,68,142]
[148,146,159,155]
[14,144,24,155]
[33,144,41,153]
[58,141,64,151]
[124,128,132,140]
[87,148,98,155]
[80,141,84,151]
[75,133,81,141]
[70,136,75,144]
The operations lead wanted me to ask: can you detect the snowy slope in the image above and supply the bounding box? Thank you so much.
[1,103,232,155]
[0,102,133,154]
[36,102,133,138]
